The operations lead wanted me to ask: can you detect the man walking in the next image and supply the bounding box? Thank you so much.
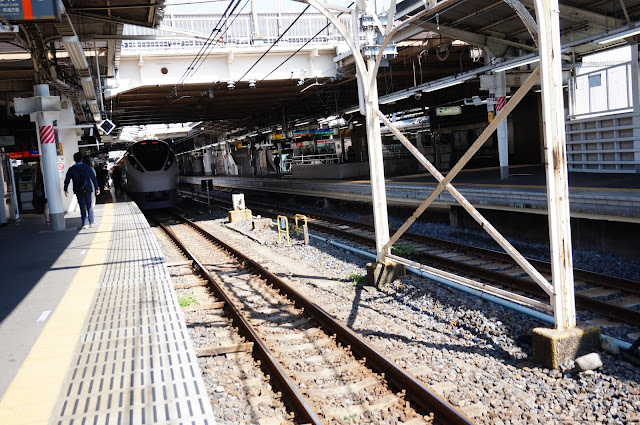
[64,152,100,229]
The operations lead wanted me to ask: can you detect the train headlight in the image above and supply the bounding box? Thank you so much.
[129,156,145,173]
[164,152,175,171]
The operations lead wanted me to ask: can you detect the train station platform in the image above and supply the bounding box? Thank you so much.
[0,194,215,424]
[179,164,640,223]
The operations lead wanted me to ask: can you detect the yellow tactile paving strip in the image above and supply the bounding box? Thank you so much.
[0,204,114,425]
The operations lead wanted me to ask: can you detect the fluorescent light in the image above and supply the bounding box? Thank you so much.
[422,75,474,93]
[61,35,89,71]
[294,121,310,127]
[493,56,540,73]
[87,100,99,114]
[81,77,96,99]
[343,106,360,114]
[596,26,640,44]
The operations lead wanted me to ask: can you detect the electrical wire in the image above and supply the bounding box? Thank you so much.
[186,0,249,80]
[236,5,311,83]
[258,2,354,83]
[172,0,242,90]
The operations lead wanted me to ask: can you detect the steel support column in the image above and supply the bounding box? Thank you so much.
[304,0,391,261]
[533,0,576,329]
[34,85,65,231]
[495,70,509,179]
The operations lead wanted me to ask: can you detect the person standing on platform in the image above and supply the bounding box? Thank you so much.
[33,169,49,226]
[274,154,281,176]
[111,165,123,195]
[64,152,100,229]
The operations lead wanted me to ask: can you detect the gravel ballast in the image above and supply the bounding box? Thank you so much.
[182,205,640,425]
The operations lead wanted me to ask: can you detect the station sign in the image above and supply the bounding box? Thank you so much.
[8,150,39,159]
[0,0,61,22]
[98,119,116,135]
[435,106,462,116]
[291,128,338,138]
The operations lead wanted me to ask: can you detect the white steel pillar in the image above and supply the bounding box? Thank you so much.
[534,0,576,330]
[495,71,509,179]
[203,148,214,176]
[35,85,65,231]
[363,24,391,261]
[303,0,391,262]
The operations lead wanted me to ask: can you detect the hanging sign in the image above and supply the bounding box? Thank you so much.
[0,0,61,22]
[435,106,463,116]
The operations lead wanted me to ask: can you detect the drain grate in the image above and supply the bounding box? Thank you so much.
[51,202,216,425]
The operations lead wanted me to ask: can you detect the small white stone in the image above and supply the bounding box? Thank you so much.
[575,353,603,371]
[215,385,225,393]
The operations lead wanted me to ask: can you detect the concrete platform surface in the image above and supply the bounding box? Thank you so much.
[0,195,215,425]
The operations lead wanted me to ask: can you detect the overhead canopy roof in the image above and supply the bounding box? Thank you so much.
[0,0,164,121]
[2,0,638,135]
[109,0,640,134]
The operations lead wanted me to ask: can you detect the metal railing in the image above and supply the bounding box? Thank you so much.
[285,153,343,169]
[122,12,352,52]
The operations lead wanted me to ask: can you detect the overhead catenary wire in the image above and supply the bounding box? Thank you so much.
[235,5,311,83]
[186,0,250,80]
[172,0,243,91]
[258,2,354,84]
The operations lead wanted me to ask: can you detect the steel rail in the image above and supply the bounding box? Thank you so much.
[179,192,640,325]
[153,219,323,425]
[174,213,475,425]
[183,189,639,294]
[300,215,640,327]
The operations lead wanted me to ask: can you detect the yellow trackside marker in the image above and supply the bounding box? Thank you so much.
[0,204,115,425]
[277,215,290,245]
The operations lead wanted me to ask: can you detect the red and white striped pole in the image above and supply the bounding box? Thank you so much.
[34,84,65,230]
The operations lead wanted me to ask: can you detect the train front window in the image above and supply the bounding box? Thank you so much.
[130,141,169,171]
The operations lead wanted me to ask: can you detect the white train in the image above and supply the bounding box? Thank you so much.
[118,139,178,209]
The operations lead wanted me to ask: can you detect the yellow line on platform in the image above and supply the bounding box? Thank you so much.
[0,204,115,425]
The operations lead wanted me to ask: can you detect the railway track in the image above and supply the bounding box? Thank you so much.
[181,189,640,335]
[150,211,474,425]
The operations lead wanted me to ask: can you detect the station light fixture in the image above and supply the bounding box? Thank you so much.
[61,35,89,71]
[596,25,640,44]
[493,56,540,73]
[87,99,99,114]
[81,77,96,99]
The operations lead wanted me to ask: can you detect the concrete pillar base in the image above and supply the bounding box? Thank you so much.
[50,213,65,231]
[500,166,509,180]
[532,326,601,369]
[448,206,465,228]
[228,209,252,223]
[366,261,405,287]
